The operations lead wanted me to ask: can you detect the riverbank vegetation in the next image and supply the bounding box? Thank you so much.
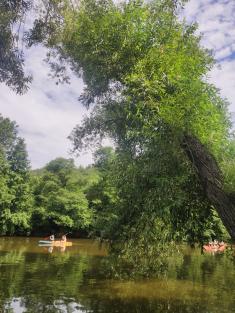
[0,113,229,242]
[1,0,235,276]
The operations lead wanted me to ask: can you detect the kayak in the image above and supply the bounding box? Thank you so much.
[203,244,226,253]
[39,240,53,244]
[38,240,72,247]
[53,241,72,247]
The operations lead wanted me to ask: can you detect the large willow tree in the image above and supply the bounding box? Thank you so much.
[27,0,235,239]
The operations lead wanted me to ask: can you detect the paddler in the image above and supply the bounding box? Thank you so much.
[61,234,67,242]
[49,234,55,241]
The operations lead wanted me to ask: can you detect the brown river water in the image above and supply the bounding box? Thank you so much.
[0,237,235,313]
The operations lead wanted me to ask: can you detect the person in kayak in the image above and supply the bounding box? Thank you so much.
[49,234,55,241]
[61,234,67,242]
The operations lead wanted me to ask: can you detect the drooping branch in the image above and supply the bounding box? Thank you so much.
[182,134,235,240]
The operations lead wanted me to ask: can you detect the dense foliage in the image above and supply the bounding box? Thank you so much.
[0,114,32,235]
[0,114,100,236]
[30,158,99,235]
[0,0,31,93]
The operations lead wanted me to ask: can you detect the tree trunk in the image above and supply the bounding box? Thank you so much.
[182,134,235,241]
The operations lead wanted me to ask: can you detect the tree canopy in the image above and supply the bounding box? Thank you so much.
[0,0,32,93]
[0,114,32,235]
[30,157,98,235]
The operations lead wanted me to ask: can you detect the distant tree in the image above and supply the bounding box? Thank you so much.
[86,147,118,238]
[0,115,17,155]
[0,114,30,173]
[46,157,75,174]
[45,157,76,187]
[31,158,95,234]
[0,115,32,235]
[93,147,115,171]
[8,138,30,173]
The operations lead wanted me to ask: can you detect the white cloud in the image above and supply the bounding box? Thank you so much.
[215,46,231,60]
[209,60,235,109]
[183,0,235,112]
[0,45,92,169]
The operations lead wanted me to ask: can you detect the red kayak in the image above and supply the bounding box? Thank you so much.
[203,244,227,253]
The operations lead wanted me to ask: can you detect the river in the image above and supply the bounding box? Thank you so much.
[0,237,235,313]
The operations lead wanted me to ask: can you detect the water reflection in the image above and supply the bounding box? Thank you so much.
[0,238,235,313]
[39,245,68,253]
[5,297,87,313]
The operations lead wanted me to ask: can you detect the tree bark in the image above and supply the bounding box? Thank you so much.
[182,134,235,241]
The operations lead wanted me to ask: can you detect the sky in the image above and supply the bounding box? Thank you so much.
[0,0,235,169]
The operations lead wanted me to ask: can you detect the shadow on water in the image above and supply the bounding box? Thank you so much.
[0,238,235,313]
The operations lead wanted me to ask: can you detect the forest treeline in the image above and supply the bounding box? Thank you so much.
[2,0,235,276]
[0,114,112,237]
[0,113,232,243]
